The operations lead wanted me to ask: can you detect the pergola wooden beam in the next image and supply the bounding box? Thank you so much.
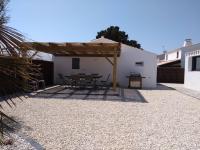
[53,54,119,57]
[25,42,120,56]
[24,42,121,90]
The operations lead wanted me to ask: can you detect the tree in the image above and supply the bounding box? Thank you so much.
[96,26,141,49]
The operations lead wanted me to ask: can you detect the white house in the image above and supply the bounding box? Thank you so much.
[181,43,200,68]
[157,39,200,68]
[53,37,157,88]
[184,49,200,91]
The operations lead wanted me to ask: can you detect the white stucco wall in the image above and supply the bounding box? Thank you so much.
[53,56,113,84]
[117,44,157,88]
[166,50,181,61]
[53,38,157,88]
[92,37,157,88]
[184,50,200,91]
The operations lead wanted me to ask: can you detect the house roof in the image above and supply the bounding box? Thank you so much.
[166,48,181,54]
[92,37,157,56]
[24,42,121,57]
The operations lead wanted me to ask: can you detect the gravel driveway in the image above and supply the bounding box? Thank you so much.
[2,85,200,150]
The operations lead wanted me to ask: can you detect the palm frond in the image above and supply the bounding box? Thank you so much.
[0,25,27,56]
[0,0,40,143]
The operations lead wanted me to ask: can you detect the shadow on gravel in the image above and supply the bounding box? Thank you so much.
[1,116,33,137]
[31,86,148,103]
[142,83,176,91]
[0,93,28,109]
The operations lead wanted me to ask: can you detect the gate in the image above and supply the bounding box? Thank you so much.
[157,67,184,83]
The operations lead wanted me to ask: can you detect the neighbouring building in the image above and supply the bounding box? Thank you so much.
[184,49,200,91]
[157,39,200,68]
[157,39,200,84]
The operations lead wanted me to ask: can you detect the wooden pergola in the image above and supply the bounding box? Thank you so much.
[25,42,121,90]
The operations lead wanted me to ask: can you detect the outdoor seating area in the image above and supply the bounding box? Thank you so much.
[58,73,110,89]
[27,42,121,90]
[32,85,147,102]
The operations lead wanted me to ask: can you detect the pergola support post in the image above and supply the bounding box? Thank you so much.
[112,50,117,91]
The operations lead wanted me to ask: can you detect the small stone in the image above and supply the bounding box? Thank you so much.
[3,139,14,145]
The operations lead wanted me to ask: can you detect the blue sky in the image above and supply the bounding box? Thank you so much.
[7,0,200,54]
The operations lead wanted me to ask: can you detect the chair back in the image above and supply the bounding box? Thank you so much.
[91,73,98,76]
[106,74,110,82]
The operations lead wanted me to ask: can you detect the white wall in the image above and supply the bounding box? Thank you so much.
[117,44,157,88]
[166,50,181,61]
[184,50,200,91]
[53,38,157,88]
[92,37,157,88]
[53,56,113,84]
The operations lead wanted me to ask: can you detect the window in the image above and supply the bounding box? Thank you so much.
[135,61,144,66]
[72,58,80,69]
[192,56,200,71]
[176,51,179,58]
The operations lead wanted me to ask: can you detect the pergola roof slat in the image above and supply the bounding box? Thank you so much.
[25,42,121,57]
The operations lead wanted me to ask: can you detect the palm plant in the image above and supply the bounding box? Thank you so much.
[0,0,39,144]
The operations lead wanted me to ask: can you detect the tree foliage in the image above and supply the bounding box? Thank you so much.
[96,26,141,49]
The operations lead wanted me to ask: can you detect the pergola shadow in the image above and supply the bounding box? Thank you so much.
[141,83,176,91]
[31,86,148,103]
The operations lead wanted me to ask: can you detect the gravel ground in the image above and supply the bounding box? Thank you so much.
[1,85,200,149]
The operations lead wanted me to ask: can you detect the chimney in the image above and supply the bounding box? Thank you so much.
[183,39,192,47]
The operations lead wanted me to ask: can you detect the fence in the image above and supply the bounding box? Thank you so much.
[32,60,54,86]
[157,67,184,83]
